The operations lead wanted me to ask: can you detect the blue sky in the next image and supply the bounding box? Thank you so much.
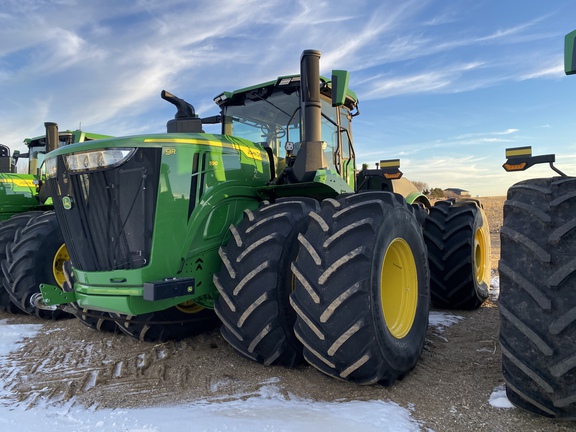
[1,0,574,196]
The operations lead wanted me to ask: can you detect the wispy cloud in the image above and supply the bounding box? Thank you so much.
[495,128,520,135]
[359,61,486,99]
[518,62,564,80]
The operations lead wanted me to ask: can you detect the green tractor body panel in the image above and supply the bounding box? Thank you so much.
[44,61,423,316]
[0,173,39,220]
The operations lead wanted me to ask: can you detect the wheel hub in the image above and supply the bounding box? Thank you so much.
[52,244,70,288]
[380,238,418,339]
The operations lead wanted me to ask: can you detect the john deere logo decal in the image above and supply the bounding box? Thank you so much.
[62,196,73,210]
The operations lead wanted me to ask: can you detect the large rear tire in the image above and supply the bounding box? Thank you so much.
[2,211,72,319]
[0,212,44,313]
[499,177,576,419]
[290,192,430,385]
[214,198,320,367]
[424,199,491,309]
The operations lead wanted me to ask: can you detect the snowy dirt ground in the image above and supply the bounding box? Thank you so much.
[0,196,574,431]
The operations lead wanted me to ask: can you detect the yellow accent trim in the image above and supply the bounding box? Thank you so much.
[0,179,35,187]
[149,138,223,145]
[506,147,532,157]
[380,238,418,339]
[379,159,400,168]
[144,138,267,161]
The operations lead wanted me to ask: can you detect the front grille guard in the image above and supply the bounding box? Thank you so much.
[50,148,162,272]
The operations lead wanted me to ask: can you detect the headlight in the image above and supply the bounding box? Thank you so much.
[45,157,58,178]
[64,148,136,173]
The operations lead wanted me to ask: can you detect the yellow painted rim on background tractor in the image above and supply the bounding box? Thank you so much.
[52,244,70,288]
[474,212,491,286]
[380,238,418,339]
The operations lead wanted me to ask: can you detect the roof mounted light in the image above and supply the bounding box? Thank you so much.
[213,92,231,105]
[277,76,301,86]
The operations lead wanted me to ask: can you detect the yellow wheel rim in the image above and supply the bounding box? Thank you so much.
[176,300,204,314]
[52,244,70,288]
[380,238,418,339]
[474,209,491,286]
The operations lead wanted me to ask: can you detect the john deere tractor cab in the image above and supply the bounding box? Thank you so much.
[0,126,111,317]
[40,50,491,385]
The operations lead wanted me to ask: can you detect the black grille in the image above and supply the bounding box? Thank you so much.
[50,148,161,272]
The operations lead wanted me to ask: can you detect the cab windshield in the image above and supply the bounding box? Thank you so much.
[222,90,354,176]
[224,92,300,160]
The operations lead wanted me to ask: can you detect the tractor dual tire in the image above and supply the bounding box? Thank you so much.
[2,211,73,320]
[214,197,320,367]
[424,199,491,309]
[112,303,220,342]
[290,192,430,385]
[499,177,576,419]
[0,211,44,313]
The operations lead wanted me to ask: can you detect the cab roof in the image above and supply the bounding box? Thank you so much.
[214,74,358,111]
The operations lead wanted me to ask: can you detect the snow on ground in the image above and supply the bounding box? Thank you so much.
[0,295,512,431]
[490,271,500,302]
[0,388,422,432]
[428,311,463,332]
[0,320,43,358]
[489,385,515,409]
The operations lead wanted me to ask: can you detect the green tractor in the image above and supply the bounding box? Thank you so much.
[40,50,491,384]
[0,126,110,317]
[498,30,576,419]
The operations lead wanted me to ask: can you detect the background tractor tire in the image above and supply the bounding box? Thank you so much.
[112,303,220,342]
[424,199,491,309]
[0,211,44,313]
[2,211,73,320]
[214,197,320,367]
[61,261,118,333]
[499,177,576,419]
[290,192,430,385]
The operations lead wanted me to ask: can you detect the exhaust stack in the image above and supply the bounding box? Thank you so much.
[291,49,327,183]
[161,90,204,133]
[44,122,59,153]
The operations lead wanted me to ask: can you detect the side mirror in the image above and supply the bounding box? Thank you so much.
[565,29,576,75]
[331,70,350,107]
